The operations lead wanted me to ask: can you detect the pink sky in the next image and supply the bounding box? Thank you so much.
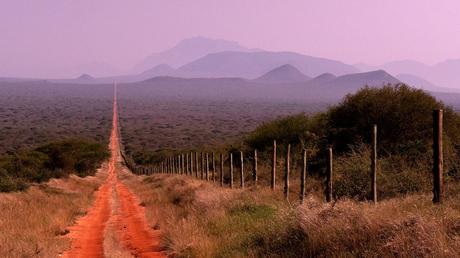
[1,0,460,77]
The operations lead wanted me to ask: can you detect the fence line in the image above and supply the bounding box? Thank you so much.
[124,110,446,204]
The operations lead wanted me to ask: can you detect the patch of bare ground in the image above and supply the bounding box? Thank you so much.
[0,166,106,258]
[124,174,460,258]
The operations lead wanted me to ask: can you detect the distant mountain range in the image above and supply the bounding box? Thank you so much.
[2,36,460,98]
[176,51,358,78]
[254,64,311,83]
[132,69,401,103]
[132,37,255,73]
[356,59,460,91]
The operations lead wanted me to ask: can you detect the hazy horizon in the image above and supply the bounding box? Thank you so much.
[1,0,460,78]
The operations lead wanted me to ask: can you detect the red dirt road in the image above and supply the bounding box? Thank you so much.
[63,88,165,257]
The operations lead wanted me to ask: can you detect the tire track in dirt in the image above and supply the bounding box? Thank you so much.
[63,86,165,257]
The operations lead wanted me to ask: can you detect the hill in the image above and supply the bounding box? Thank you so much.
[356,59,460,90]
[254,64,311,83]
[177,51,359,79]
[132,37,252,73]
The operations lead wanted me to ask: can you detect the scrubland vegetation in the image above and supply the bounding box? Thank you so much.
[0,82,113,154]
[0,138,109,192]
[120,84,460,257]
[0,167,105,257]
[124,174,460,257]
[117,96,321,165]
[0,82,112,192]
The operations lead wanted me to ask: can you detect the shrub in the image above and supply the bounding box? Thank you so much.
[36,139,109,177]
[0,168,27,192]
[327,84,460,157]
[244,113,325,157]
[0,139,109,192]
[333,145,432,200]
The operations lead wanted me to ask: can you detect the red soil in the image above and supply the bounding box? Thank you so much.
[63,88,165,257]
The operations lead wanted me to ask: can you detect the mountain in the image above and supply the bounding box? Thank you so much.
[325,70,399,89]
[355,59,460,89]
[396,74,439,90]
[70,62,121,77]
[309,73,336,85]
[396,73,460,93]
[254,64,310,83]
[431,59,460,89]
[177,51,358,79]
[132,37,252,73]
[139,64,176,78]
[304,70,401,98]
[76,74,94,80]
[124,70,401,104]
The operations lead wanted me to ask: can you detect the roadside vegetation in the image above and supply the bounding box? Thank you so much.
[0,139,109,192]
[125,174,460,258]
[0,167,105,257]
[120,84,460,257]
[243,84,460,200]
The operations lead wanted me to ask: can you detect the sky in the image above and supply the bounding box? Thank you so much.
[1,0,460,78]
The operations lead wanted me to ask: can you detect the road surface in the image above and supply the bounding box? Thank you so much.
[63,88,165,257]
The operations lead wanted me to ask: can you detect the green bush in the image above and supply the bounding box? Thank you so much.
[244,113,325,157]
[36,139,109,177]
[327,84,460,157]
[0,168,27,192]
[333,145,432,200]
[0,139,109,192]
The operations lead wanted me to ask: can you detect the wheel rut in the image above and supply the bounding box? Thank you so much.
[63,87,165,258]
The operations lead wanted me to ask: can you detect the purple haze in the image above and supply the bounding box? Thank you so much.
[1,0,460,78]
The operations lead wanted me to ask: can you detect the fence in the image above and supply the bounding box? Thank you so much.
[124,109,445,204]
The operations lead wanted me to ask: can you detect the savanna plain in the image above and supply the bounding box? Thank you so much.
[1,80,460,258]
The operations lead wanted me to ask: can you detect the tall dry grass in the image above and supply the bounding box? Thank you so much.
[124,172,460,258]
[0,167,105,257]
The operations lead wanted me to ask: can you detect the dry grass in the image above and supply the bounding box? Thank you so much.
[0,165,106,257]
[123,173,460,258]
[299,194,460,257]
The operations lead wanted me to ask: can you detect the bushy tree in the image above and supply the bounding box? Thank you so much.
[37,139,109,177]
[327,84,460,157]
[244,113,325,156]
[0,139,109,192]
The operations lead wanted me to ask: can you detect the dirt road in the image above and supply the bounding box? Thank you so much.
[63,89,165,257]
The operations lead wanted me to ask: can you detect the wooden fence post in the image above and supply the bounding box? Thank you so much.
[200,152,204,179]
[190,152,193,176]
[212,152,216,182]
[300,149,306,203]
[178,155,181,174]
[182,154,185,175]
[371,125,378,203]
[284,144,290,200]
[230,153,234,188]
[206,153,209,181]
[240,151,244,189]
[175,156,178,174]
[185,153,189,175]
[433,109,444,204]
[272,140,277,190]
[176,156,179,174]
[326,147,333,203]
[253,149,258,185]
[220,153,224,187]
[179,155,182,174]
[195,152,199,178]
